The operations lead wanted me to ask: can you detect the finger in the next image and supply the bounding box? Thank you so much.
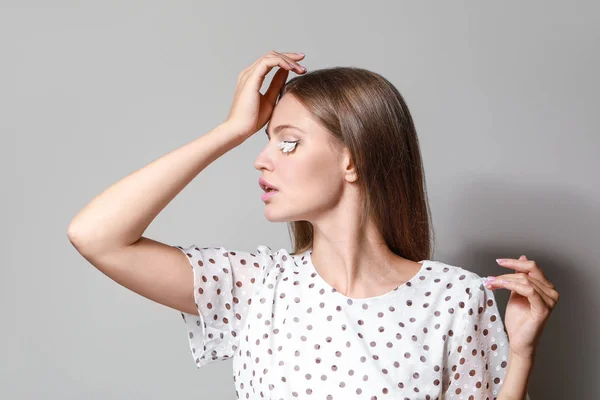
[264,67,290,105]
[489,278,550,317]
[489,273,559,303]
[286,52,305,59]
[268,51,305,62]
[276,52,307,72]
[522,275,559,303]
[244,55,298,93]
[498,275,557,307]
[489,275,556,308]
[269,52,306,73]
[250,51,305,77]
[495,257,554,289]
[519,255,555,289]
[486,273,559,306]
[272,51,305,60]
[240,51,304,84]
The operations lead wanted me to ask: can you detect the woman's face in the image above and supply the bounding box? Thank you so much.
[254,94,349,223]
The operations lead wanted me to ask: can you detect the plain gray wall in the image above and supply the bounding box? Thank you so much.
[2,1,598,399]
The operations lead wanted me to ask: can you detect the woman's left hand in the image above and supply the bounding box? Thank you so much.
[484,255,560,360]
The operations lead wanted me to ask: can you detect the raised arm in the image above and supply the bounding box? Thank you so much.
[67,123,245,314]
[67,51,307,315]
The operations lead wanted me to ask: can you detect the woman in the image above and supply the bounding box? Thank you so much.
[68,51,559,399]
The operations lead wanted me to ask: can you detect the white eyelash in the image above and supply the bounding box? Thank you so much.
[277,141,298,153]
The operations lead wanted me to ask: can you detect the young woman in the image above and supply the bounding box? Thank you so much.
[69,51,558,399]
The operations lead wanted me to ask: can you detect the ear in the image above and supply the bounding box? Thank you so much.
[342,147,358,183]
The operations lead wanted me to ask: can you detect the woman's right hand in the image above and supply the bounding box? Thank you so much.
[224,50,307,142]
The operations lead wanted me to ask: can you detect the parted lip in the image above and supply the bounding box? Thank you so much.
[259,177,278,192]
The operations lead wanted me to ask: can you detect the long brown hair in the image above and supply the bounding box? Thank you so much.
[279,67,435,262]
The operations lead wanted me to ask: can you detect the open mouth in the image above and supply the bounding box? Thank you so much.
[260,180,280,200]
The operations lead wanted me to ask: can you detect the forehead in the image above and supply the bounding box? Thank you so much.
[267,94,317,133]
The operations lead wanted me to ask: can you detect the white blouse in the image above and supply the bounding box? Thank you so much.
[174,244,531,400]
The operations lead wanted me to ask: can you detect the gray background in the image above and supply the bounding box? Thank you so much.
[2,1,598,399]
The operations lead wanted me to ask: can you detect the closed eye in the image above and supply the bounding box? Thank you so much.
[264,130,299,152]
[277,140,299,153]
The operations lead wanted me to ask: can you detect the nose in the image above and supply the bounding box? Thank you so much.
[254,144,273,172]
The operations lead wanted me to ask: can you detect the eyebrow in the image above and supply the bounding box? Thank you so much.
[264,124,306,137]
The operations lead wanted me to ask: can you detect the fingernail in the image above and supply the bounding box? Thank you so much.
[496,259,506,264]
[487,276,496,281]
[296,53,305,56]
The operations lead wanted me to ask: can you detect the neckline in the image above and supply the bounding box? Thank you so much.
[305,249,429,302]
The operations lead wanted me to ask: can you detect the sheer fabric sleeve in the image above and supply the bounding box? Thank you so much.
[173,244,273,368]
[443,276,531,400]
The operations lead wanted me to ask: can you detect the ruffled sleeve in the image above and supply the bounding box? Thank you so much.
[173,244,273,368]
[443,276,531,399]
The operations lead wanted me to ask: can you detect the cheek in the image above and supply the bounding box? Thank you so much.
[285,155,341,198]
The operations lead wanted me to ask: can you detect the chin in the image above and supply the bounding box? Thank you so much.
[263,210,291,223]
[263,205,299,223]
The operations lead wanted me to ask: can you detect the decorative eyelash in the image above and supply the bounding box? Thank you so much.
[277,140,299,153]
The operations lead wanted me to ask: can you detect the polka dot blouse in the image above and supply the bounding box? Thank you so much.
[174,244,531,400]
